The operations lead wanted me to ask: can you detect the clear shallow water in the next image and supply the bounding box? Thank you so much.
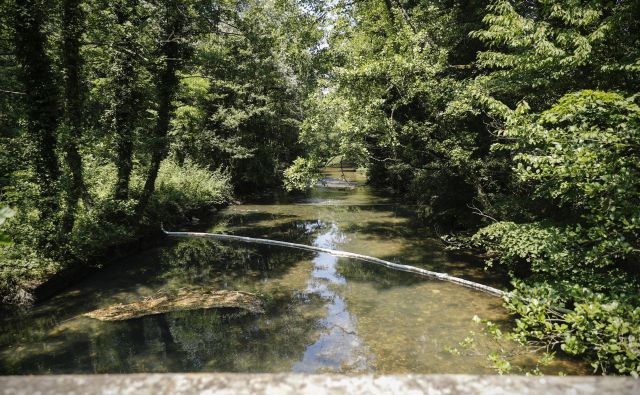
[0,169,588,374]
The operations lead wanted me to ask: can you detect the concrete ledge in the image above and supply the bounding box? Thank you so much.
[1,374,638,395]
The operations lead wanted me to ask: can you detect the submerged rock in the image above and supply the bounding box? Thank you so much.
[84,289,264,321]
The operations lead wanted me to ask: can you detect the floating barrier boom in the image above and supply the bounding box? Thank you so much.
[162,229,505,298]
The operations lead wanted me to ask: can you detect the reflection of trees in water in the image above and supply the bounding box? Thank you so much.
[161,239,257,269]
[90,321,137,372]
[163,292,325,372]
[0,235,324,374]
[221,211,328,246]
[159,238,315,285]
[335,258,428,290]
[83,319,171,373]
[164,309,227,370]
[0,218,336,374]
[84,291,326,372]
[1,289,325,373]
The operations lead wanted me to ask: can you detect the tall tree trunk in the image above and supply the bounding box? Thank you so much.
[137,1,185,216]
[112,5,138,201]
[60,0,86,232]
[13,0,61,217]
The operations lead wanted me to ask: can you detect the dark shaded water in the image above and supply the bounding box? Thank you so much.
[0,169,587,374]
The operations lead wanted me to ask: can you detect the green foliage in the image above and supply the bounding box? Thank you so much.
[472,90,640,375]
[288,0,500,228]
[476,90,640,279]
[67,198,138,261]
[508,92,639,244]
[149,159,233,222]
[170,0,322,192]
[292,0,640,376]
[0,159,233,303]
[474,221,572,274]
[0,243,61,305]
[0,0,315,305]
[464,3,640,375]
[471,0,639,111]
[457,284,640,376]
[283,157,323,191]
[1,0,639,376]
[503,91,639,264]
[504,281,640,376]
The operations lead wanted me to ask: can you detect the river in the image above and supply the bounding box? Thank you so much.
[0,168,587,374]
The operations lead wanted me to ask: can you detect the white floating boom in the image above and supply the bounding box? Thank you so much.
[162,229,505,297]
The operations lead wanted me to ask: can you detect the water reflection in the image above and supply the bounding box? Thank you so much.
[0,168,588,375]
[293,225,372,373]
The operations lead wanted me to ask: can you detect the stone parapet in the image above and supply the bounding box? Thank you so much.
[1,373,638,395]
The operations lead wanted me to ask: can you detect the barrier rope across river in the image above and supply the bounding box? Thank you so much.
[162,228,505,298]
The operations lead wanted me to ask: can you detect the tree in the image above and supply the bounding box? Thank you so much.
[60,0,87,232]
[105,0,154,201]
[471,0,640,113]
[170,0,322,192]
[138,0,192,215]
[13,0,62,218]
[287,0,496,228]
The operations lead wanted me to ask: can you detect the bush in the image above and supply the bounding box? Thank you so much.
[0,243,61,305]
[505,281,640,376]
[148,159,233,223]
[495,91,640,272]
[70,159,233,260]
[283,157,323,191]
[472,221,633,292]
[68,198,138,262]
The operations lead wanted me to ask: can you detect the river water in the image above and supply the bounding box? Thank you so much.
[0,168,587,374]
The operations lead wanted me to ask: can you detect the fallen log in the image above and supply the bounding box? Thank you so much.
[84,289,264,321]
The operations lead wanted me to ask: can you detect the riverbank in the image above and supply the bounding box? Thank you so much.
[0,161,234,308]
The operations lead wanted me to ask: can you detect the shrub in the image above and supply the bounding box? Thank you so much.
[0,243,61,305]
[283,157,323,191]
[68,198,138,262]
[148,159,233,223]
[496,91,640,272]
[472,221,633,292]
[505,281,640,376]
